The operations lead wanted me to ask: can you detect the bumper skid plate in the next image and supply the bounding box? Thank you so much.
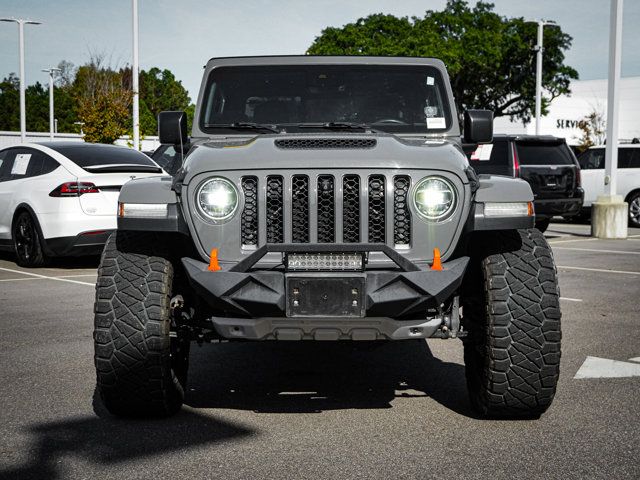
[181,255,469,321]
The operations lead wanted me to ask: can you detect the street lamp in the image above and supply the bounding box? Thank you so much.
[528,20,558,135]
[42,67,61,141]
[0,18,42,143]
[132,0,140,151]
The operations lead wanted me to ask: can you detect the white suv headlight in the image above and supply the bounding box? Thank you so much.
[413,176,456,221]
[197,177,238,220]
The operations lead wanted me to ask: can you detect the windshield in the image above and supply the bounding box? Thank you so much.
[200,65,452,134]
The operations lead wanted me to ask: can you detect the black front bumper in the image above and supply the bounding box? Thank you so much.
[181,244,469,320]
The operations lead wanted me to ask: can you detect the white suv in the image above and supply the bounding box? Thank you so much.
[577,144,640,228]
[0,142,165,267]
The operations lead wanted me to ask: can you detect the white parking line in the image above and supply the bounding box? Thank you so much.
[560,297,583,302]
[0,267,95,286]
[553,247,640,255]
[548,237,600,245]
[557,265,640,276]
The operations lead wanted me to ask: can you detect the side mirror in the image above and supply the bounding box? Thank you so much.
[158,111,188,145]
[463,110,493,144]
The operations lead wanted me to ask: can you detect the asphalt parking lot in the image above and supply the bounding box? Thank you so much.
[0,222,639,480]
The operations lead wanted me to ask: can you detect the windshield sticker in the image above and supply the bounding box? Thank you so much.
[424,106,439,118]
[426,117,446,129]
[426,76,435,86]
[470,144,493,161]
[11,153,31,175]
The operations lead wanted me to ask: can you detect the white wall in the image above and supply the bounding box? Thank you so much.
[493,76,640,144]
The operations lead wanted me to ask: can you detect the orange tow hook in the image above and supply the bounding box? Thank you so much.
[208,248,221,271]
[430,248,443,271]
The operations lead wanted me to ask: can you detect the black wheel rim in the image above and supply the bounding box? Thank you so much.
[15,216,36,262]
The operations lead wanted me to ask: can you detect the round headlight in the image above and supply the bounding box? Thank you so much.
[197,177,238,221]
[413,176,456,221]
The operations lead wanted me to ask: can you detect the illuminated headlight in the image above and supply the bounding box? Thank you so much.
[413,176,456,221]
[197,177,238,221]
[484,202,533,217]
[118,202,167,218]
[287,253,364,271]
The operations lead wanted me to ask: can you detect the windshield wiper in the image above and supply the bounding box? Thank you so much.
[204,122,281,133]
[297,122,384,133]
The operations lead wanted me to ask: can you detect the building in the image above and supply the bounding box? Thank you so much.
[493,76,640,145]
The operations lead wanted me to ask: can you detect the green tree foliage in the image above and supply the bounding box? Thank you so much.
[0,57,194,141]
[73,55,133,144]
[139,67,191,135]
[0,74,20,131]
[307,0,578,122]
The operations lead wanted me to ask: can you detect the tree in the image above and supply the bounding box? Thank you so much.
[0,74,19,131]
[575,108,606,152]
[139,67,191,135]
[73,55,132,143]
[307,0,578,122]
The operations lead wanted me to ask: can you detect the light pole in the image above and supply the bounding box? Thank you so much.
[132,0,140,151]
[592,0,626,239]
[0,18,42,143]
[530,20,557,135]
[42,67,61,141]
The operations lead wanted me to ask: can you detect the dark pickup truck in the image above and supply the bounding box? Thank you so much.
[465,134,584,232]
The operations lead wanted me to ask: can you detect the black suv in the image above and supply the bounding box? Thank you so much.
[465,134,584,232]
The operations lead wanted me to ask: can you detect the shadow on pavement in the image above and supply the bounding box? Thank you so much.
[0,407,253,480]
[0,251,100,270]
[185,339,475,417]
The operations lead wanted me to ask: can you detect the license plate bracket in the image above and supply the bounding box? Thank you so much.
[285,274,365,318]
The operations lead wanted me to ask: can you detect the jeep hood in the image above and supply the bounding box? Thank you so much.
[181,134,470,185]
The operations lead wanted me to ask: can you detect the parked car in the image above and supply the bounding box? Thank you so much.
[466,134,584,232]
[94,55,562,420]
[0,142,164,267]
[577,144,640,228]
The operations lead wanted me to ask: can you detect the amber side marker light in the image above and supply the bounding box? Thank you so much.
[431,248,443,271]
[208,248,221,271]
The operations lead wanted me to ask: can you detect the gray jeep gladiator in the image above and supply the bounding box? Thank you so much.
[94,56,561,419]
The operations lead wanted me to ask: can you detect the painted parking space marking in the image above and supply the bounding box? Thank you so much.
[0,267,95,287]
[630,358,640,363]
[557,265,640,276]
[560,297,583,302]
[548,237,600,245]
[575,356,640,379]
[553,247,640,255]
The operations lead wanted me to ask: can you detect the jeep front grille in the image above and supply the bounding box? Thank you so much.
[241,173,412,248]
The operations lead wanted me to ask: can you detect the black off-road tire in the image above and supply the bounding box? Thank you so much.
[534,217,551,233]
[462,229,561,419]
[94,231,187,417]
[13,211,47,268]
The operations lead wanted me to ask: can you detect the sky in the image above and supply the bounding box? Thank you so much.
[1,0,639,102]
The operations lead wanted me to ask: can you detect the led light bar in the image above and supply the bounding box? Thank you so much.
[118,202,168,218]
[483,202,533,217]
[286,253,364,271]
